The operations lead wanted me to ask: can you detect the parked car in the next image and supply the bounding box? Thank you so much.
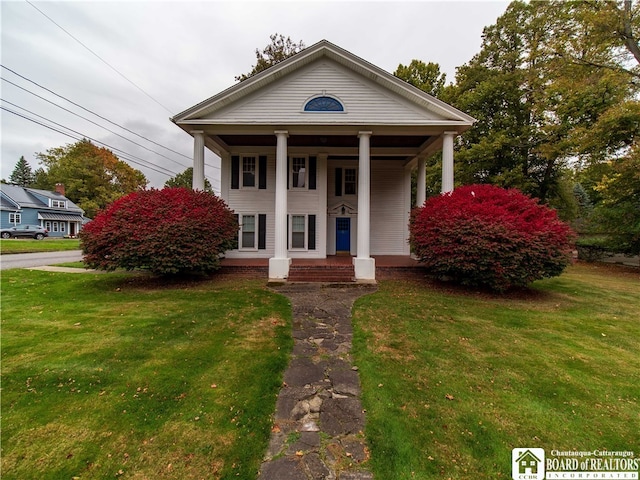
[1,225,49,240]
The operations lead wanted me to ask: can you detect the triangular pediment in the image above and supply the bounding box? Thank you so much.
[328,201,357,215]
[172,40,474,128]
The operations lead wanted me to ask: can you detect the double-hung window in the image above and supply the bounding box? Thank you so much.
[241,214,256,249]
[291,157,307,189]
[242,157,256,188]
[9,213,21,224]
[344,168,357,195]
[291,215,306,249]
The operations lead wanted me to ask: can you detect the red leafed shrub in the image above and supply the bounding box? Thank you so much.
[80,188,238,275]
[409,184,575,291]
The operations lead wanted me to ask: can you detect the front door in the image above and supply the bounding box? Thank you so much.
[336,218,350,253]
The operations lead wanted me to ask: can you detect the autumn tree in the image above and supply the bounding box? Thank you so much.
[394,60,446,97]
[236,34,305,81]
[8,156,35,187]
[32,139,148,218]
[165,167,214,193]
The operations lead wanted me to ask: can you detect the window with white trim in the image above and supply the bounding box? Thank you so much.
[240,214,257,249]
[45,221,51,231]
[344,168,357,195]
[60,222,65,233]
[291,157,307,189]
[51,199,67,208]
[52,222,59,232]
[242,156,256,188]
[290,215,306,249]
[9,213,21,224]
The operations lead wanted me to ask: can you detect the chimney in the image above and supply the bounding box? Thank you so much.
[55,183,65,196]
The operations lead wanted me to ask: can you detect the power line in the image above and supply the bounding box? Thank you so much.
[1,65,190,161]
[0,81,191,169]
[1,106,178,177]
[1,65,220,171]
[25,0,173,114]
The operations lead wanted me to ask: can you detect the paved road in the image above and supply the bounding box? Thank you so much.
[0,250,83,270]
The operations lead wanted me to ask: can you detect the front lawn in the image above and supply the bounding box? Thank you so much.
[1,271,292,479]
[0,238,81,254]
[353,263,640,479]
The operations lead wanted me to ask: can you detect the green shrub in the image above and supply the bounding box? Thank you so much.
[409,185,575,291]
[80,188,238,275]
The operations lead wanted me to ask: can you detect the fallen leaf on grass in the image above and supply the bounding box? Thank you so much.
[445,394,454,400]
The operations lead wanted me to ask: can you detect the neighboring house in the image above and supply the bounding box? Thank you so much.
[172,40,474,281]
[0,183,85,237]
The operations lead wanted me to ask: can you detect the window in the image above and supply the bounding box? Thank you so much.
[344,168,357,195]
[291,157,306,188]
[335,167,357,196]
[9,213,21,224]
[242,157,256,188]
[291,215,306,249]
[45,221,51,231]
[52,222,59,232]
[60,222,65,233]
[304,96,344,112]
[241,215,256,249]
[51,199,66,208]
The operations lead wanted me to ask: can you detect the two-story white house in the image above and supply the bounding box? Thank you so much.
[171,40,474,281]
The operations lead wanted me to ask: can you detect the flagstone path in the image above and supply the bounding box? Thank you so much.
[258,283,377,480]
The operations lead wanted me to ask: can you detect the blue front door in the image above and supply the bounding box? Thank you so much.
[336,218,350,252]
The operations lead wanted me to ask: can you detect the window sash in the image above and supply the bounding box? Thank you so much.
[242,157,256,188]
[9,213,21,223]
[291,215,306,249]
[344,168,357,195]
[291,157,307,188]
[241,215,256,249]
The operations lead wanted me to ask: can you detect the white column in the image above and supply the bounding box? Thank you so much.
[403,164,413,256]
[318,153,328,258]
[354,131,375,281]
[441,132,455,194]
[416,157,426,206]
[269,130,291,280]
[192,130,205,191]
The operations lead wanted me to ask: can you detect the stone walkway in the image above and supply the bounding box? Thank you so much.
[258,283,377,480]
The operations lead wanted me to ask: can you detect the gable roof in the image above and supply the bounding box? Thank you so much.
[172,39,474,127]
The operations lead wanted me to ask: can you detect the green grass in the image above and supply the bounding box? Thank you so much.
[352,263,640,479]
[0,238,80,254]
[1,271,292,480]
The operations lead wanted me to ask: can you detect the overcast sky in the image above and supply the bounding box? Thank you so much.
[1,0,509,191]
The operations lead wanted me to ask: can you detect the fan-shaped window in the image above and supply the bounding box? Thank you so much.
[304,96,344,112]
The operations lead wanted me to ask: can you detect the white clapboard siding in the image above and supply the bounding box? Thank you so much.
[224,155,323,259]
[370,161,409,255]
[205,60,447,124]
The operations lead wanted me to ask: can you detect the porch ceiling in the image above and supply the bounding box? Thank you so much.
[218,134,429,149]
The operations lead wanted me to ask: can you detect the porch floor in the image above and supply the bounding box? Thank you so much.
[220,255,420,268]
[219,255,424,281]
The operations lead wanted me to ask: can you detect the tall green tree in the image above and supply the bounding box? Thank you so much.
[165,167,214,193]
[32,139,148,218]
[394,60,446,97]
[445,1,636,206]
[236,34,305,82]
[9,156,35,186]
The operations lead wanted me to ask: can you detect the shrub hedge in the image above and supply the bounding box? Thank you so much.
[80,188,238,275]
[409,184,575,291]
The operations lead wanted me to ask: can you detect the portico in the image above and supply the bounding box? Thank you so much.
[172,40,473,282]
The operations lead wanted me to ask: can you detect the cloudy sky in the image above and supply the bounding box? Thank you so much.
[1,0,509,192]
